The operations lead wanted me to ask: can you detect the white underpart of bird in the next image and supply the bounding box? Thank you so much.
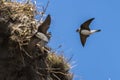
[81,30,91,35]
[35,32,48,42]
[81,29,101,35]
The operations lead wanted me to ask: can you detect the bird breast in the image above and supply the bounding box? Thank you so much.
[35,32,48,42]
[81,30,91,35]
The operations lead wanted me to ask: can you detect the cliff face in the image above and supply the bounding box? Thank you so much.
[0,1,73,80]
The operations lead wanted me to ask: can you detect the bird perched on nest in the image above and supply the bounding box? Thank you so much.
[35,14,51,44]
[37,14,51,40]
[76,18,101,47]
[28,14,51,53]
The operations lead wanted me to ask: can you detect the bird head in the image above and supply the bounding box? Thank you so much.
[76,28,80,32]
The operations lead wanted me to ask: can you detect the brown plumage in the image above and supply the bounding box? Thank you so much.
[38,14,51,34]
[80,18,94,31]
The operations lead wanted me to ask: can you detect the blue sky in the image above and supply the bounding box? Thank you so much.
[36,0,120,80]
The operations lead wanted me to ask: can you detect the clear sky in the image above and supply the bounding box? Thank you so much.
[37,0,120,80]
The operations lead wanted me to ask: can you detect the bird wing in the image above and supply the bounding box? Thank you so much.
[81,18,95,30]
[80,33,89,47]
[38,14,51,34]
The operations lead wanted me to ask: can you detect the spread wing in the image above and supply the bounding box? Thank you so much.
[38,14,51,34]
[81,18,94,30]
[80,33,89,47]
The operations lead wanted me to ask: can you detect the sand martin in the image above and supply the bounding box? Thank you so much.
[76,18,101,47]
[28,15,51,50]
[38,14,51,34]
[37,14,51,40]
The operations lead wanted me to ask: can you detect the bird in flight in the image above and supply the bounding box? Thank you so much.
[76,18,101,47]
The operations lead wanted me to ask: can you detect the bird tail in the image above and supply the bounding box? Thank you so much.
[90,29,101,33]
[96,29,101,32]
